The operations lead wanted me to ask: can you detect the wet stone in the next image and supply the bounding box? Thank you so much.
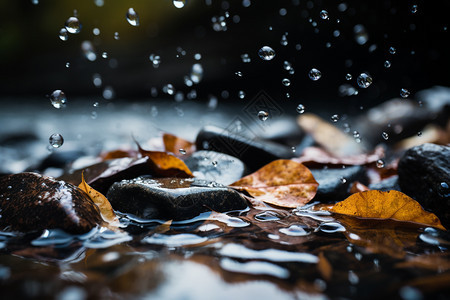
[195,125,295,172]
[184,150,247,185]
[369,175,401,192]
[311,166,367,202]
[106,177,248,220]
[398,143,450,226]
[0,172,102,234]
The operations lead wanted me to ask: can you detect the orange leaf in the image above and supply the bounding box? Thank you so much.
[229,159,318,208]
[162,133,195,157]
[100,149,137,160]
[79,172,120,226]
[136,140,193,178]
[330,190,445,230]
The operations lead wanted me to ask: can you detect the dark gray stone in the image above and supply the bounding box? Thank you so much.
[311,166,367,201]
[398,143,450,226]
[106,177,248,220]
[368,175,401,192]
[195,125,295,172]
[184,150,247,185]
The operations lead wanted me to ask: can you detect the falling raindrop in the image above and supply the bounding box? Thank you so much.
[320,10,329,20]
[280,34,288,46]
[258,46,276,61]
[114,32,120,40]
[282,78,291,86]
[65,17,81,34]
[417,131,422,137]
[376,159,385,168]
[173,0,186,8]
[238,90,246,99]
[102,52,108,59]
[384,60,391,68]
[65,62,70,68]
[353,131,360,139]
[49,134,64,148]
[190,63,204,84]
[81,41,96,61]
[179,149,187,155]
[357,73,373,88]
[345,73,352,80]
[331,114,340,122]
[381,131,389,140]
[103,86,115,100]
[291,146,296,153]
[340,177,347,184]
[296,104,305,114]
[308,68,322,81]
[92,73,102,87]
[49,90,67,109]
[411,4,418,14]
[93,28,100,35]
[91,111,98,119]
[212,161,218,167]
[126,8,139,26]
[149,54,161,68]
[258,111,269,121]
[241,53,251,63]
[59,28,69,41]
[389,46,396,54]
[235,71,243,77]
[163,84,175,95]
[400,88,410,98]
[353,24,368,45]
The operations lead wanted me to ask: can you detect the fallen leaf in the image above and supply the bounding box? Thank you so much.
[136,140,193,178]
[229,160,318,208]
[330,190,445,230]
[163,133,195,157]
[349,181,370,194]
[79,172,120,226]
[100,149,137,160]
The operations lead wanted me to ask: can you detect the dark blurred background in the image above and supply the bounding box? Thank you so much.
[1,0,449,111]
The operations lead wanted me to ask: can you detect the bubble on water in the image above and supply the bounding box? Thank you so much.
[49,90,67,109]
[400,88,410,98]
[173,0,186,8]
[308,68,322,81]
[163,84,175,95]
[353,24,368,45]
[241,53,251,63]
[258,46,276,61]
[280,34,288,46]
[384,60,391,68]
[81,41,96,61]
[320,10,329,20]
[59,28,69,41]
[126,8,139,26]
[296,104,305,114]
[331,114,340,122]
[238,90,246,99]
[92,73,102,87]
[357,73,373,88]
[376,159,385,168]
[381,131,389,140]
[411,4,418,14]
[282,78,291,86]
[258,110,269,121]
[345,73,352,80]
[149,54,161,68]
[190,63,203,84]
[102,86,115,100]
[389,46,396,54]
[65,17,81,34]
[49,134,64,148]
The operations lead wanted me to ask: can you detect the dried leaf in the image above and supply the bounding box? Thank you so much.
[100,149,137,160]
[136,141,193,178]
[163,133,195,157]
[79,172,119,226]
[230,159,318,208]
[349,181,370,194]
[330,190,445,230]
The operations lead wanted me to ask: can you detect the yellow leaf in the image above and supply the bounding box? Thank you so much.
[230,159,318,208]
[330,190,445,230]
[79,172,119,226]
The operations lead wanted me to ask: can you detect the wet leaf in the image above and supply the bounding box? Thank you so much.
[136,141,193,178]
[330,190,445,230]
[230,159,318,208]
[79,172,119,226]
[162,133,195,157]
[349,181,370,194]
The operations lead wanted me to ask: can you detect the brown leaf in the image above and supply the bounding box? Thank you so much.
[162,133,195,157]
[330,190,445,230]
[349,181,370,194]
[79,172,119,227]
[136,141,193,178]
[230,159,318,208]
[100,149,138,160]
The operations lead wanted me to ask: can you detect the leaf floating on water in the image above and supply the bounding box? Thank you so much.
[79,172,120,227]
[162,133,195,157]
[135,140,193,178]
[330,190,445,230]
[230,159,318,208]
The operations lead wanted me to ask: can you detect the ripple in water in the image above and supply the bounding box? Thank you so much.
[279,224,311,236]
[142,233,208,247]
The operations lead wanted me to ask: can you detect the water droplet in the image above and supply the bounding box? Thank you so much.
[212,161,218,167]
[258,110,269,121]
[411,4,418,14]
[333,30,341,37]
[320,10,329,20]
[235,71,243,77]
[340,177,347,184]
[331,114,340,122]
[296,104,305,114]
[282,78,291,86]
[93,28,100,35]
[91,111,98,119]
[241,53,251,63]
[149,54,161,68]
[353,24,368,45]
[308,68,322,81]
[258,46,276,61]
[31,0,39,4]
[65,62,70,68]
[92,73,102,87]
[126,8,139,26]
[173,0,186,8]
[49,134,64,148]
[81,41,96,61]
[94,0,104,7]
[93,102,99,108]
[190,63,203,84]
[400,88,410,98]
[101,52,108,59]
[163,84,175,95]
[389,46,396,54]
[381,131,389,140]
[114,32,120,40]
[376,159,385,168]
[384,60,391,68]
[348,271,359,285]
[291,146,296,153]
[179,149,186,155]
[345,73,352,80]
[103,86,115,100]
[283,61,293,71]
[238,90,246,99]
[357,73,373,88]
[441,182,449,189]
[211,15,227,31]
[49,90,67,109]
[65,17,81,34]
[59,28,68,41]
[353,131,360,139]
[280,34,288,46]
